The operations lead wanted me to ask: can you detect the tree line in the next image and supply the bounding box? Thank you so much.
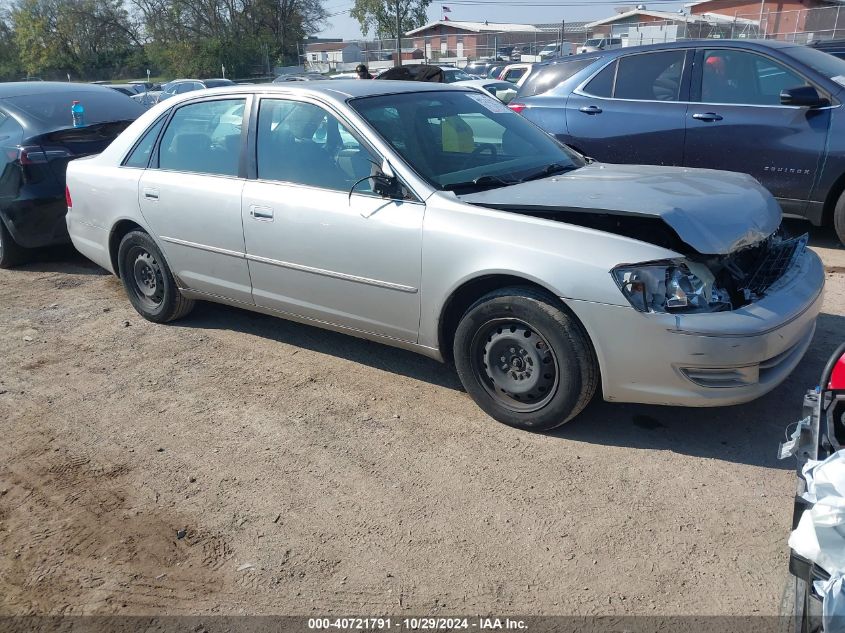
[0,0,432,82]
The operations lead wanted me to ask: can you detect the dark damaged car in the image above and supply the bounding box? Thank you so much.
[65,82,824,431]
[0,82,143,267]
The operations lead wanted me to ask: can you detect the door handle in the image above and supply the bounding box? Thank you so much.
[692,112,723,122]
[579,105,603,114]
[143,188,159,200]
[250,205,274,221]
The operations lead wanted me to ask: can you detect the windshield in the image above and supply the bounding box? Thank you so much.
[350,90,584,191]
[443,69,475,82]
[787,45,845,86]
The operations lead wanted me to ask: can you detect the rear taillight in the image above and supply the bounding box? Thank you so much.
[65,186,73,208]
[16,145,74,165]
[508,103,526,114]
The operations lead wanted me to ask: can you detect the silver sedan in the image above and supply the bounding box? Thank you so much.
[65,81,824,430]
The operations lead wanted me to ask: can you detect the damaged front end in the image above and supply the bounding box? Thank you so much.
[612,230,808,314]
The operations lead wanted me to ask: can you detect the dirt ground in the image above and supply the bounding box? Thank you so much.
[1,226,844,618]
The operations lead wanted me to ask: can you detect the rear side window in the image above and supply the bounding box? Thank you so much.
[518,58,598,97]
[158,99,245,176]
[124,116,166,168]
[582,51,685,101]
[614,51,686,101]
[582,60,616,97]
[503,68,526,83]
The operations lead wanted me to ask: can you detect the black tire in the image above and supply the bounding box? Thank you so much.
[836,189,845,246]
[117,230,194,323]
[453,286,599,431]
[0,218,27,269]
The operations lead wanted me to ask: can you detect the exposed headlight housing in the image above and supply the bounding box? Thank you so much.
[611,261,731,314]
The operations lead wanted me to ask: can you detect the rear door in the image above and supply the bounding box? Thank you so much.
[684,48,830,211]
[137,96,254,303]
[565,49,691,165]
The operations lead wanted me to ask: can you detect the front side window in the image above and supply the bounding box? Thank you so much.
[158,98,245,176]
[350,90,584,192]
[256,99,376,193]
[614,51,686,101]
[699,49,809,105]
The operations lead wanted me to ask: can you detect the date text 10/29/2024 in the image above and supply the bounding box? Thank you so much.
[307,617,528,630]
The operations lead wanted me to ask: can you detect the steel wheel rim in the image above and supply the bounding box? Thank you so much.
[470,318,560,413]
[127,246,164,310]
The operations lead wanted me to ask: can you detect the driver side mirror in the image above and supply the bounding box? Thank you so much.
[372,160,401,198]
[780,85,828,108]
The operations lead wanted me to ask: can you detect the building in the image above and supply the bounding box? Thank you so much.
[304,42,363,66]
[405,20,566,60]
[687,0,845,40]
[585,8,759,44]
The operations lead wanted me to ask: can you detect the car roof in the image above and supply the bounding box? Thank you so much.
[581,38,799,58]
[0,81,122,98]
[183,80,473,101]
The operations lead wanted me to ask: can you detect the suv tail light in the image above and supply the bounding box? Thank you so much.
[65,186,73,208]
[508,103,526,114]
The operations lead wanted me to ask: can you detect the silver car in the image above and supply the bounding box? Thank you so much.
[65,82,825,430]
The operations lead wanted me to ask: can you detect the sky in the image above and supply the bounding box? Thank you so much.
[318,0,692,40]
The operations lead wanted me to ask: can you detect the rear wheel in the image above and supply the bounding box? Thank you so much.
[835,189,845,246]
[0,218,27,269]
[117,231,194,323]
[453,286,598,431]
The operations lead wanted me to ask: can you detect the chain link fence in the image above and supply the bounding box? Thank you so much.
[298,6,845,75]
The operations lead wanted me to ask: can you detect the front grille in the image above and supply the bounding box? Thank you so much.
[745,234,808,296]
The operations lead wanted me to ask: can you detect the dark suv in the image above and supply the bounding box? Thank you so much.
[509,40,845,243]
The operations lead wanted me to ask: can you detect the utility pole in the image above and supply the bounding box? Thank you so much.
[395,0,402,67]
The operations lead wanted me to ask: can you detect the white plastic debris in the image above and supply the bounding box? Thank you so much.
[814,573,845,633]
[789,451,845,574]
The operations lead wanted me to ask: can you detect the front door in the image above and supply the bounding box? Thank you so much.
[241,97,424,342]
[565,49,691,165]
[138,96,253,303]
[684,48,830,211]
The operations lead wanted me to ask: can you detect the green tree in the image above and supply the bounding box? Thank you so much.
[0,9,23,80]
[350,0,429,40]
[132,0,326,77]
[11,0,143,79]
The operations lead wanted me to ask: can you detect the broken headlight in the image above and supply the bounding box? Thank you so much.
[611,261,732,314]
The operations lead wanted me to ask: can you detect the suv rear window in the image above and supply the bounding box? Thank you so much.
[2,89,143,131]
[518,58,598,97]
[582,50,686,101]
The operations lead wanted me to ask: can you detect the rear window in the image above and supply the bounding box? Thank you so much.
[518,58,598,97]
[204,79,235,88]
[2,89,143,131]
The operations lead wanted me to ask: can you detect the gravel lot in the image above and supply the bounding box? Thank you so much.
[1,224,844,617]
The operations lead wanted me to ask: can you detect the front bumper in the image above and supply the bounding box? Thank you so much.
[565,248,825,407]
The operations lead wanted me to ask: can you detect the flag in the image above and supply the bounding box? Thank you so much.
[443,15,449,20]
[442,5,452,12]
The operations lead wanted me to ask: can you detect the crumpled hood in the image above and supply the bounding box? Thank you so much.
[458,163,782,255]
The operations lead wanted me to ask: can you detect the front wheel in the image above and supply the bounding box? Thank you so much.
[453,287,598,431]
[117,230,194,323]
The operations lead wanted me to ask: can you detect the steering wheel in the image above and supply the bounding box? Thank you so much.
[462,142,497,169]
[472,143,498,157]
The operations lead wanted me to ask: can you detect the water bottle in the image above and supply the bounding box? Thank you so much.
[71,100,85,128]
